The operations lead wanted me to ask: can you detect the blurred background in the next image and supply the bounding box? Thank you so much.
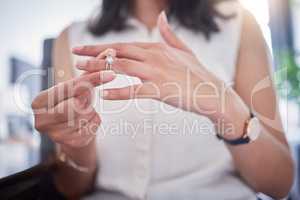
[0,0,299,198]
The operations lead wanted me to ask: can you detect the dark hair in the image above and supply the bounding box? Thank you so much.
[89,0,234,39]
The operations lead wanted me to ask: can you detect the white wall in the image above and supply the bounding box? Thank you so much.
[0,0,100,89]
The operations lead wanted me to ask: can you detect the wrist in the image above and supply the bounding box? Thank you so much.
[215,88,251,140]
[59,138,97,168]
[188,73,218,113]
[189,73,251,140]
[61,138,96,153]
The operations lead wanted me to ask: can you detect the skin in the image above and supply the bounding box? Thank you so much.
[32,27,117,198]
[132,0,167,30]
[31,0,294,199]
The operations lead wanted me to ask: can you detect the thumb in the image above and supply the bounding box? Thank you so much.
[158,11,191,52]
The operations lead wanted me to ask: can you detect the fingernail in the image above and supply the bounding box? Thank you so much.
[99,90,109,99]
[159,11,171,31]
[72,46,84,52]
[76,60,87,68]
[100,70,116,82]
[161,11,168,23]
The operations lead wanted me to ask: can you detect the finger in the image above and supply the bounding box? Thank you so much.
[72,43,149,61]
[96,48,116,60]
[34,97,95,130]
[77,58,152,80]
[49,112,99,144]
[157,11,191,53]
[113,58,153,80]
[63,115,101,148]
[77,113,101,137]
[32,70,116,109]
[49,108,98,131]
[76,59,106,72]
[100,82,160,100]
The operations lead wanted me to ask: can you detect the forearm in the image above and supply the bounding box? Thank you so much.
[228,129,294,198]
[54,139,98,198]
[220,88,294,197]
[192,78,294,198]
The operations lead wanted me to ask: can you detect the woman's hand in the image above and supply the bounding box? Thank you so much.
[31,71,115,148]
[73,12,250,139]
[74,13,220,112]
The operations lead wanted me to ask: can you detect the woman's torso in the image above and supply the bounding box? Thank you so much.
[68,1,256,199]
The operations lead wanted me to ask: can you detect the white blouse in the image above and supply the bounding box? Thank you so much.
[68,1,257,200]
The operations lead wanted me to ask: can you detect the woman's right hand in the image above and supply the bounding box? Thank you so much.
[31,70,116,148]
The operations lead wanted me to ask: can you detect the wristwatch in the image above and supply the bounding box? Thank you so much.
[217,113,261,145]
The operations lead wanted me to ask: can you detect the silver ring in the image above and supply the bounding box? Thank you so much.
[105,55,114,70]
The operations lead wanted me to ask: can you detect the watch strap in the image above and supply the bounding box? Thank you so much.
[216,112,254,145]
[216,134,251,145]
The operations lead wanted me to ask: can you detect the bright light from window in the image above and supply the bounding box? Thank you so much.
[240,0,270,25]
[240,0,272,50]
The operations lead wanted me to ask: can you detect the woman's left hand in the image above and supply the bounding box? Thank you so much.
[73,11,250,139]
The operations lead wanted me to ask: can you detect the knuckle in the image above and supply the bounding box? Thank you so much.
[154,43,165,49]
[94,114,101,124]
[31,99,38,109]
[77,111,95,126]
[115,43,126,53]
[87,119,101,130]
[118,58,128,65]
[86,59,93,68]
[77,117,89,128]
[89,116,101,131]
[31,93,44,109]
[81,45,89,51]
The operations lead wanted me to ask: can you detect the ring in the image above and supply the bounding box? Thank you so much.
[105,49,116,70]
[105,55,114,70]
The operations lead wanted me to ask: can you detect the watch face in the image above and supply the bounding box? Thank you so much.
[247,117,261,141]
